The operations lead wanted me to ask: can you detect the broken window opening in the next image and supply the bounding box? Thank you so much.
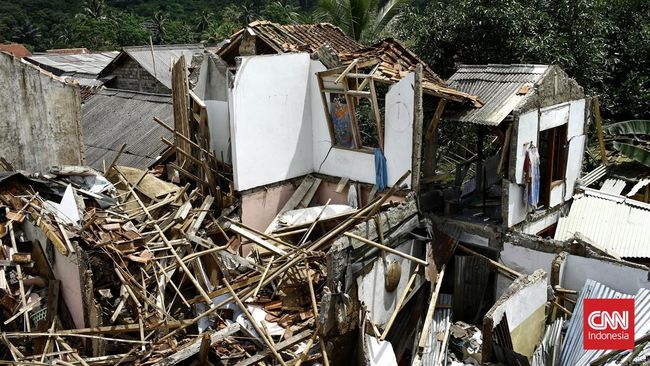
[317,62,385,153]
[539,124,568,206]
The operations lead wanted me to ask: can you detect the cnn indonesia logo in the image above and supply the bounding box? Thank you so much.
[583,298,635,350]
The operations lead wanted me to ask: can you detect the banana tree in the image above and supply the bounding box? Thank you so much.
[604,119,650,168]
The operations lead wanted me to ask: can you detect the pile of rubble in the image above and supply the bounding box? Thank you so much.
[0,162,415,365]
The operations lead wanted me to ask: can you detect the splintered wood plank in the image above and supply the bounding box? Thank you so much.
[279,176,316,214]
[234,330,312,366]
[298,178,322,208]
[335,177,349,193]
[229,225,287,256]
[152,324,240,366]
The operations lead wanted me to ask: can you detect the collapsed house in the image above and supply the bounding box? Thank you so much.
[1,20,649,366]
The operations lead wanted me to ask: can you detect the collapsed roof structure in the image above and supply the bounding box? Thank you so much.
[0,19,649,366]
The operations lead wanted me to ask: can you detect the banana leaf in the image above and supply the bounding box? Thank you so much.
[612,141,650,168]
[603,120,650,137]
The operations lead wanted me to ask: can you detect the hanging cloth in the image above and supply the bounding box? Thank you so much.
[523,144,540,209]
[374,148,388,192]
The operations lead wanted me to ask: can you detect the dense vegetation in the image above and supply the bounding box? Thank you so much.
[0,0,648,121]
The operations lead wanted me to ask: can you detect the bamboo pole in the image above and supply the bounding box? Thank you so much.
[344,232,428,266]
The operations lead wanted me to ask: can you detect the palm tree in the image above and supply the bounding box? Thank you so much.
[146,11,168,43]
[12,20,41,44]
[83,0,107,19]
[196,12,214,33]
[318,0,407,41]
[240,1,260,25]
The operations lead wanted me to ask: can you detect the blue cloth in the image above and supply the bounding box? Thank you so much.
[374,148,388,192]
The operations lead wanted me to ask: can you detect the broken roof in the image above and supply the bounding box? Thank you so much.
[25,51,118,78]
[218,21,363,58]
[0,43,31,58]
[82,88,173,169]
[446,64,550,125]
[554,187,650,258]
[339,39,482,104]
[101,44,204,89]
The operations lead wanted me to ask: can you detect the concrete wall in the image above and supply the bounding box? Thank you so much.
[356,239,422,326]
[229,55,417,191]
[562,255,650,294]
[384,73,415,188]
[484,270,547,359]
[230,53,314,190]
[499,241,650,294]
[240,181,297,232]
[23,220,86,328]
[105,57,170,94]
[192,53,232,164]
[310,60,376,184]
[311,60,415,187]
[0,53,83,172]
[505,98,588,228]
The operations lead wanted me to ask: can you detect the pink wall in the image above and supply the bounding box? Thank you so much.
[241,182,297,232]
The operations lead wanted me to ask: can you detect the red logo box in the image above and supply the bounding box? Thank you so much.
[583,298,634,350]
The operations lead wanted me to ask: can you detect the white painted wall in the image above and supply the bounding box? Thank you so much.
[230,53,314,190]
[567,98,586,139]
[520,210,560,235]
[500,242,650,294]
[310,61,415,187]
[384,73,415,187]
[507,182,527,227]
[514,110,539,185]
[309,61,376,184]
[356,240,422,326]
[206,100,231,163]
[489,272,547,331]
[228,56,417,190]
[549,182,564,208]
[562,255,650,294]
[508,98,587,228]
[539,102,569,131]
[500,242,555,277]
[565,134,586,201]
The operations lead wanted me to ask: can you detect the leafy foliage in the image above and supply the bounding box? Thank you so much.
[392,0,650,122]
[0,0,314,51]
[318,0,407,41]
[612,142,650,168]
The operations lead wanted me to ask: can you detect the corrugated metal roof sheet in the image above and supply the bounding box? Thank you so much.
[446,64,549,125]
[577,165,608,188]
[554,191,650,258]
[531,318,564,366]
[560,279,650,366]
[120,44,204,89]
[82,88,173,170]
[627,178,650,197]
[421,293,452,365]
[26,51,118,76]
[600,179,626,195]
